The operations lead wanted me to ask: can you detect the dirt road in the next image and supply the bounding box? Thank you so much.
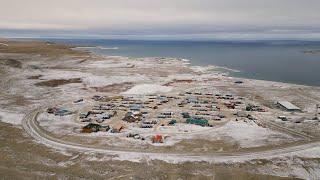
[22,108,320,163]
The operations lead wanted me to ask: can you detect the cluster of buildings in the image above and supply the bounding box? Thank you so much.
[75,91,253,136]
[46,88,306,144]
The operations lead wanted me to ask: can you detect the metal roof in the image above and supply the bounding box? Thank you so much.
[277,101,301,110]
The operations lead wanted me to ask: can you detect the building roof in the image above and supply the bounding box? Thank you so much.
[277,101,301,110]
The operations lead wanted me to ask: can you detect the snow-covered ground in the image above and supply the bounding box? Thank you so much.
[122,84,173,95]
[38,113,82,135]
[38,70,91,80]
[125,120,294,148]
[157,120,294,148]
[86,60,131,69]
[0,110,24,125]
[214,120,294,148]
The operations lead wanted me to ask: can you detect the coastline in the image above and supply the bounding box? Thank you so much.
[40,38,320,86]
[71,43,320,88]
[73,45,316,89]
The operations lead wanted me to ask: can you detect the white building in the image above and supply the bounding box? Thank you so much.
[277,101,301,111]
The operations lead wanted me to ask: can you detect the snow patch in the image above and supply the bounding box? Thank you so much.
[40,70,90,80]
[216,121,292,148]
[0,43,9,46]
[86,61,130,69]
[0,110,24,125]
[122,84,173,95]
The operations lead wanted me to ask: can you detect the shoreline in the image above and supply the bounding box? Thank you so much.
[73,46,317,89]
[35,37,320,86]
[6,37,320,87]
[72,44,320,88]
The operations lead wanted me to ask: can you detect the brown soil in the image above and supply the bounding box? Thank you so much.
[0,39,87,57]
[0,122,296,180]
[0,58,22,68]
[164,79,194,86]
[92,82,134,93]
[35,78,82,87]
[4,95,30,107]
[27,75,43,79]
[172,139,240,153]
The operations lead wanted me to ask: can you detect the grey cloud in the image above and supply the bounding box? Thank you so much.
[0,0,319,39]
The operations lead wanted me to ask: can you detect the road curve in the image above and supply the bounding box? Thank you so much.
[22,109,320,163]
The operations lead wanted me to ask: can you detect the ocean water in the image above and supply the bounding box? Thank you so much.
[44,39,320,86]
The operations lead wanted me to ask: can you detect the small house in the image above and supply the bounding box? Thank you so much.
[168,119,177,125]
[97,113,112,120]
[186,118,208,127]
[278,116,288,121]
[129,104,142,111]
[224,103,235,109]
[123,115,140,123]
[181,112,190,118]
[187,96,199,104]
[212,116,221,121]
[141,124,153,128]
[236,111,248,117]
[157,115,167,119]
[143,119,158,124]
[79,112,90,119]
[152,135,164,143]
[161,112,174,116]
[81,123,102,133]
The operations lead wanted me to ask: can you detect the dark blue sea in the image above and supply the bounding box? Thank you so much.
[41,39,320,86]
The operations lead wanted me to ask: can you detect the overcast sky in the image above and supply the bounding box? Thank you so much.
[1,0,320,40]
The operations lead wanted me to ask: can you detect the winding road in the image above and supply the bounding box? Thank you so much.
[22,108,320,162]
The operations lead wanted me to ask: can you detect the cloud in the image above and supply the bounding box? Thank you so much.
[0,0,320,39]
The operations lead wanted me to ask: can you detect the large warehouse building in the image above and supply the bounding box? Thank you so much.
[277,101,301,111]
